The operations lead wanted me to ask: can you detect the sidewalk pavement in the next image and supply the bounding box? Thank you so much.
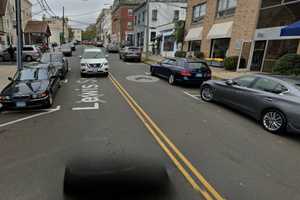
[143,54,255,80]
[0,65,17,91]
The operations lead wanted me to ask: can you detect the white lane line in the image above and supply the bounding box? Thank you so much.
[0,106,61,128]
[72,103,99,111]
[183,91,201,101]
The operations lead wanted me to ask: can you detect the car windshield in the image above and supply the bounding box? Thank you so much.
[41,54,62,63]
[16,68,48,81]
[83,51,104,59]
[188,62,208,69]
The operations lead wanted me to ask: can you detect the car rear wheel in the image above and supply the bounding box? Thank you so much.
[201,85,214,102]
[261,109,286,134]
[168,74,175,85]
[46,92,53,108]
[25,56,32,62]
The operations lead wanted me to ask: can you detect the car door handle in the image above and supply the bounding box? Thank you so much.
[264,97,273,102]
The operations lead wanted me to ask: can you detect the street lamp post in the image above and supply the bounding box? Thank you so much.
[15,0,23,70]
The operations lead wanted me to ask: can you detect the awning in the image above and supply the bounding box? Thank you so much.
[184,27,203,41]
[207,21,233,39]
[280,21,300,36]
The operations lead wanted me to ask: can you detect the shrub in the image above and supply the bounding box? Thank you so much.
[194,52,205,59]
[224,56,246,71]
[273,53,300,75]
[175,51,187,58]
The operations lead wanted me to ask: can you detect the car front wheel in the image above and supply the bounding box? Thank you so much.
[25,56,32,62]
[45,92,53,108]
[168,74,175,85]
[261,109,286,134]
[201,85,214,102]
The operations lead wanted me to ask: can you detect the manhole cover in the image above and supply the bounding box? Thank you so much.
[126,75,159,83]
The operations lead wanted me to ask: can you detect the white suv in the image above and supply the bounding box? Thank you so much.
[80,48,109,77]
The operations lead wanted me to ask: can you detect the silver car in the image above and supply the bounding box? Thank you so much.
[22,45,42,62]
[61,44,72,57]
[200,74,300,134]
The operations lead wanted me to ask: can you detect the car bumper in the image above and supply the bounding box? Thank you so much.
[124,55,141,59]
[0,96,49,110]
[81,69,108,75]
[175,76,211,84]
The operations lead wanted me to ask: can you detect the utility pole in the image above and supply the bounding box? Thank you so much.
[145,0,150,60]
[15,0,23,69]
[62,6,65,44]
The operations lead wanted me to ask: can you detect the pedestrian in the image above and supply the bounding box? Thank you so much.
[7,45,15,61]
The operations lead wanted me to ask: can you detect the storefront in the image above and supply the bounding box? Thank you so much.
[160,30,177,57]
[184,27,203,54]
[250,26,300,72]
[207,21,233,58]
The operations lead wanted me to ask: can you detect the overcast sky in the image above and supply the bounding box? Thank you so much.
[32,0,113,29]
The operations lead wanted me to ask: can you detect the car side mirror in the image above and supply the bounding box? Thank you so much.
[225,79,236,86]
[8,77,13,81]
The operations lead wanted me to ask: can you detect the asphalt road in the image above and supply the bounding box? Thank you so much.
[1,46,300,200]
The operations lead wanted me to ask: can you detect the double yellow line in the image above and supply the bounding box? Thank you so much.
[109,74,225,200]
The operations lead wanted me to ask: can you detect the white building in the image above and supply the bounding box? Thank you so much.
[133,0,187,57]
[72,28,82,42]
[44,16,70,45]
[96,8,112,47]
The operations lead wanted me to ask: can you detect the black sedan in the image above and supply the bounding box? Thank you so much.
[200,75,300,134]
[41,53,69,79]
[150,58,211,85]
[0,63,61,110]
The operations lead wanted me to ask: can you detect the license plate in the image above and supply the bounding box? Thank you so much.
[196,73,203,77]
[16,101,26,108]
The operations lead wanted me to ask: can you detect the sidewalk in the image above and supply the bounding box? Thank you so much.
[0,65,17,91]
[143,54,255,80]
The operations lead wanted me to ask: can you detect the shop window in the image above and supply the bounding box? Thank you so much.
[163,35,175,51]
[217,0,237,18]
[151,32,156,42]
[128,9,133,16]
[192,3,206,23]
[127,21,133,29]
[210,38,230,58]
[142,11,145,22]
[188,40,201,52]
[173,10,179,22]
[261,0,299,8]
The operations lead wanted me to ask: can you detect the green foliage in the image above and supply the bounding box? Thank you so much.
[273,53,300,75]
[174,20,185,44]
[175,51,187,58]
[194,52,205,59]
[224,56,245,71]
[82,24,96,41]
[68,28,74,42]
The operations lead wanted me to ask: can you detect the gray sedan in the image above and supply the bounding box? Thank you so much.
[200,75,300,134]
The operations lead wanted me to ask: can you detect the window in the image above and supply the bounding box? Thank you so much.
[151,32,156,42]
[233,76,257,87]
[128,9,133,16]
[188,40,201,52]
[142,11,145,22]
[252,78,285,93]
[210,38,230,58]
[217,0,237,18]
[23,47,34,51]
[138,14,141,24]
[173,10,180,21]
[163,35,175,51]
[261,0,299,8]
[152,9,158,21]
[134,16,137,25]
[192,3,206,22]
[128,21,133,29]
[188,62,209,70]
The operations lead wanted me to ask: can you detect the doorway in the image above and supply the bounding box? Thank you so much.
[250,41,266,71]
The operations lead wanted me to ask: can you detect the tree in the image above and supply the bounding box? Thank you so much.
[82,24,96,40]
[174,20,185,50]
[68,28,74,42]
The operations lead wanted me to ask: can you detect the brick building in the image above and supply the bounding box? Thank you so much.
[111,0,141,45]
[184,0,260,69]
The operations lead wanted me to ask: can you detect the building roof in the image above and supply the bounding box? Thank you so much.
[24,21,51,36]
[0,0,8,16]
[112,0,141,12]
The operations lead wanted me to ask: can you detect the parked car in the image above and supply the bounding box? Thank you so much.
[41,52,69,79]
[96,41,104,47]
[22,45,42,62]
[107,43,119,53]
[200,74,300,134]
[61,44,72,57]
[70,42,76,51]
[0,63,61,110]
[0,46,13,61]
[80,48,109,77]
[119,46,142,62]
[150,58,211,85]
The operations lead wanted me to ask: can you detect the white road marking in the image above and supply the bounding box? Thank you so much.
[72,103,99,111]
[64,79,68,83]
[183,91,201,101]
[0,106,61,128]
[144,72,151,75]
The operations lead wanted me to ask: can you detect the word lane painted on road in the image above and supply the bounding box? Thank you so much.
[72,78,106,111]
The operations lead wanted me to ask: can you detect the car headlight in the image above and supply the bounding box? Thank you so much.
[103,63,108,66]
[0,96,11,101]
[32,92,48,99]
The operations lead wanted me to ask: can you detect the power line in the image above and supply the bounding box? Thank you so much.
[67,9,101,17]
[43,0,57,16]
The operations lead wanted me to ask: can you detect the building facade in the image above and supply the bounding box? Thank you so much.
[250,0,300,72]
[111,0,140,45]
[96,8,112,47]
[44,16,70,45]
[184,0,260,69]
[134,0,187,57]
[72,28,82,42]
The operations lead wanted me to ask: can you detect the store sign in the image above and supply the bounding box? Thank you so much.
[255,26,300,40]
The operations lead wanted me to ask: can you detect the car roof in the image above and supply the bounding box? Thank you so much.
[84,48,102,52]
[22,63,50,69]
[164,57,207,63]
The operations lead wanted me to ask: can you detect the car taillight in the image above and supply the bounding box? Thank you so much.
[180,69,192,76]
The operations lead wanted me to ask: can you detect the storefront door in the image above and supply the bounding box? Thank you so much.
[250,41,266,71]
